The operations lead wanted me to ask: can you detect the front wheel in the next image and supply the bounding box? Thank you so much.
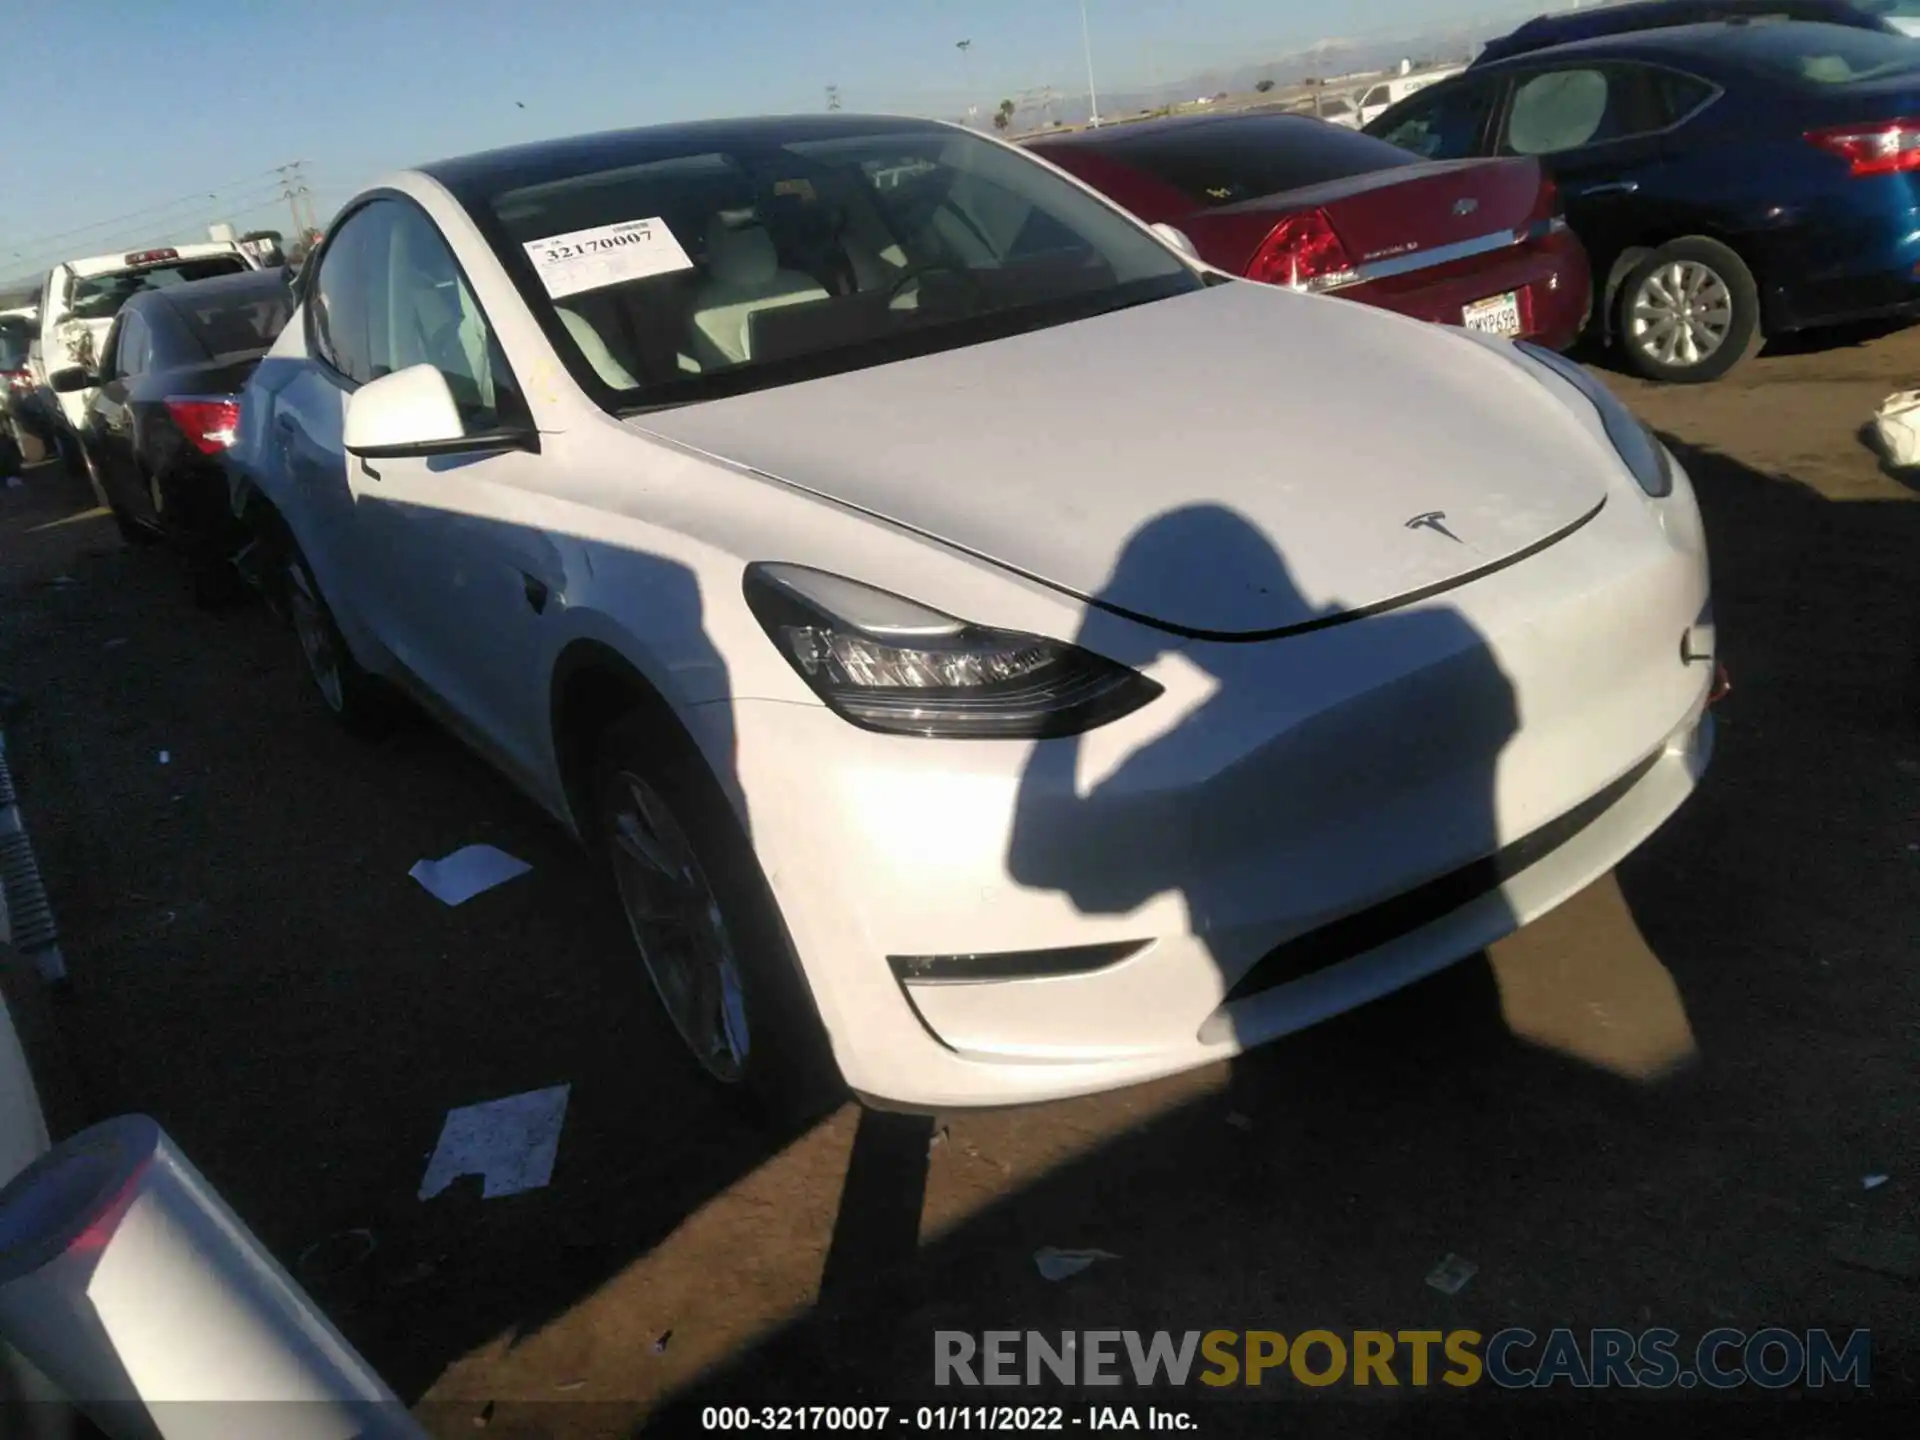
[281,543,390,735]
[1616,237,1761,384]
[592,710,839,1123]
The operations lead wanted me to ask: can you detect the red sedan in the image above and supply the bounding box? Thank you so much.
[1025,112,1590,350]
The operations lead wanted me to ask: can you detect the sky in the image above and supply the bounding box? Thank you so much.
[0,0,1520,283]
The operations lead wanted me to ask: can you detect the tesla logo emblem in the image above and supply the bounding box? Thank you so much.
[1406,511,1463,542]
[1454,197,1479,216]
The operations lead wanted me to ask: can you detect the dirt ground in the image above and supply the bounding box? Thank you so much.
[1,324,1916,1437]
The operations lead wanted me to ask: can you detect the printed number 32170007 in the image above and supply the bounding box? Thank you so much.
[541,227,652,264]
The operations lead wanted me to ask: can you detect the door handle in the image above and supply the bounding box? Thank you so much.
[1570,181,1639,199]
[275,414,297,435]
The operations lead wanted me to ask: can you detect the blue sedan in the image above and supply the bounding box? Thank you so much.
[1366,19,1920,381]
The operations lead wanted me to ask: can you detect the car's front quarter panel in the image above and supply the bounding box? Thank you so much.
[617,379,1716,1107]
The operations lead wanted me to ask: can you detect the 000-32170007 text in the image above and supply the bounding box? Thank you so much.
[700,1406,1073,1430]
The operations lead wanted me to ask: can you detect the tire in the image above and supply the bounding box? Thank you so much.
[592,709,841,1125]
[146,470,241,609]
[80,444,152,546]
[1616,237,1761,384]
[280,540,391,735]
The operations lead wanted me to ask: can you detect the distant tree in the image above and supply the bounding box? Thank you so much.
[1255,78,1275,93]
[993,98,1015,131]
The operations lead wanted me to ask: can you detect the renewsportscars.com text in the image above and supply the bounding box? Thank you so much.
[934,1328,1871,1391]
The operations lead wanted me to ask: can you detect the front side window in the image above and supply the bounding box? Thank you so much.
[378,205,522,431]
[309,202,396,385]
[1367,79,1500,159]
[472,121,1200,411]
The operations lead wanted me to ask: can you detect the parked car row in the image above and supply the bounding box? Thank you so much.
[47,267,293,604]
[1366,16,1920,380]
[1002,15,1920,384]
[9,240,266,486]
[62,111,1714,1118]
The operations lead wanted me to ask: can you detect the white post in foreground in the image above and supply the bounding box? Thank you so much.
[1079,0,1102,127]
[0,1115,424,1440]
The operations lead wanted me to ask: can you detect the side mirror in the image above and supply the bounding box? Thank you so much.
[343,364,492,459]
[1149,223,1200,261]
[47,366,94,394]
[344,364,463,455]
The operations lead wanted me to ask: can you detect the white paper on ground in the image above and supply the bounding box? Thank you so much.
[523,217,694,299]
[408,843,532,906]
[1875,390,1920,467]
[3,476,22,490]
[419,1084,570,1200]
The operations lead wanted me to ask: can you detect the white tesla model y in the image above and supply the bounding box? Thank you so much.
[225,114,1719,1114]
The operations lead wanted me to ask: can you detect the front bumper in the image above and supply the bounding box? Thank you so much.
[710,467,1714,1111]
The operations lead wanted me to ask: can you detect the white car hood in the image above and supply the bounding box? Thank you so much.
[634,281,1611,637]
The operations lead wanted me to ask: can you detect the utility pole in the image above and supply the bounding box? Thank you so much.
[277,162,315,242]
[825,83,841,111]
[1078,1,1101,128]
[956,39,977,128]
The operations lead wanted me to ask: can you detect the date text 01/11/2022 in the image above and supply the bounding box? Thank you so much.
[699,1405,1200,1431]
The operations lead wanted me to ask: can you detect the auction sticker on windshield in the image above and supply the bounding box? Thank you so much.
[522,218,693,299]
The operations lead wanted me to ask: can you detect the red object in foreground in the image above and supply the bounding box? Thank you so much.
[1709,663,1732,707]
[165,397,240,454]
[1030,114,1592,350]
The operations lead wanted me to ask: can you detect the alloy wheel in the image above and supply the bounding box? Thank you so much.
[606,769,750,1083]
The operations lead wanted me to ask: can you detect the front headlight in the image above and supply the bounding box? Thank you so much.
[1514,340,1674,499]
[743,563,1163,739]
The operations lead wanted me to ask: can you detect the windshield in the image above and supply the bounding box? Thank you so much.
[1078,117,1417,207]
[478,123,1200,411]
[1717,19,1920,81]
[65,256,251,321]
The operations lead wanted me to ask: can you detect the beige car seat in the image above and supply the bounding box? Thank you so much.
[687,221,828,369]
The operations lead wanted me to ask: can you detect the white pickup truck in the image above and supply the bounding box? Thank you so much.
[38,242,259,433]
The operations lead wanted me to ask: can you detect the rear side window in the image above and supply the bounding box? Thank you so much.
[1367,78,1502,159]
[112,312,152,378]
[177,284,294,358]
[1500,64,1677,155]
[1094,118,1418,207]
[1653,68,1719,123]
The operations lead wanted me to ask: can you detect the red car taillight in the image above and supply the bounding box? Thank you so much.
[1246,209,1360,293]
[1805,119,1920,176]
[2,370,33,392]
[165,397,240,454]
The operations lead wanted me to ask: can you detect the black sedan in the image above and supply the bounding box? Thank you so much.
[51,267,293,602]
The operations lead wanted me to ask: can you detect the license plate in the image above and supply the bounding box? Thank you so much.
[1462,291,1523,336]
